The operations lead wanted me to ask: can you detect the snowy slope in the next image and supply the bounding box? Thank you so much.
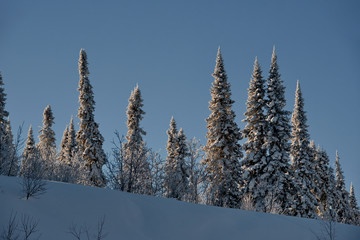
[1,175,359,240]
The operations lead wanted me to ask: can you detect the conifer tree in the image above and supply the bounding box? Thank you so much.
[334,151,352,224]
[165,117,179,198]
[122,85,152,194]
[349,183,360,225]
[4,119,18,176]
[59,117,77,165]
[202,48,242,208]
[58,125,69,163]
[38,105,56,160]
[66,117,76,156]
[20,126,39,176]
[0,71,10,175]
[76,49,107,187]
[164,117,190,200]
[312,144,337,219]
[241,57,269,211]
[290,81,318,218]
[37,105,56,180]
[176,128,190,198]
[262,48,296,215]
[327,165,339,220]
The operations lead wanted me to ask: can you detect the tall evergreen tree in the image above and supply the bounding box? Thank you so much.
[165,117,179,198]
[122,85,152,194]
[66,116,77,161]
[76,49,107,187]
[58,125,69,163]
[164,117,190,200]
[176,128,190,199]
[3,119,18,176]
[349,183,360,225]
[202,48,243,208]
[327,165,339,220]
[38,105,56,160]
[334,151,352,224]
[290,81,318,218]
[59,117,77,165]
[312,144,337,219]
[37,105,56,180]
[20,126,38,176]
[262,48,296,215]
[0,71,10,175]
[241,57,269,211]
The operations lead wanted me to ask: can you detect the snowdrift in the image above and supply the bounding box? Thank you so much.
[1,175,359,240]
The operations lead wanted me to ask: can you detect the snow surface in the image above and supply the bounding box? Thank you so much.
[1,175,359,240]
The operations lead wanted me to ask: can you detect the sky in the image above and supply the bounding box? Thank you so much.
[0,0,359,197]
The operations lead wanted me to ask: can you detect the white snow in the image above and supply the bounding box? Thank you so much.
[1,175,359,240]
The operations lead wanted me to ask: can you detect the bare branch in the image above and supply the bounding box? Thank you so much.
[68,223,82,240]
[20,214,40,240]
[96,216,107,240]
[1,211,19,240]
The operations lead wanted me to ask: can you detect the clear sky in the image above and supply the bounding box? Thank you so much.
[1,0,359,198]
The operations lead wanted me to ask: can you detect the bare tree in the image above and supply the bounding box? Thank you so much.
[68,216,107,240]
[148,149,165,197]
[186,138,204,203]
[1,212,19,240]
[1,213,40,240]
[20,158,47,200]
[105,131,125,190]
[20,215,40,240]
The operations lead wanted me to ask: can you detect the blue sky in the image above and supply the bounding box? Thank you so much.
[1,0,359,198]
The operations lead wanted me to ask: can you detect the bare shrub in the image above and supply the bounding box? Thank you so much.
[1,212,19,240]
[20,215,40,240]
[1,212,40,240]
[20,158,47,200]
[241,194,256,211]
[68,216,107,240]
[311,219,336,240]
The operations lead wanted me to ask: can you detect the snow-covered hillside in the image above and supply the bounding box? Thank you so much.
[1,175,359,240]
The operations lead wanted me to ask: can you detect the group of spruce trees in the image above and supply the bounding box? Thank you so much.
[0,48,358,226]
[201,47,359,225]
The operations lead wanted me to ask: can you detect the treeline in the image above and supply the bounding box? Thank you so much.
[0,48,358,226]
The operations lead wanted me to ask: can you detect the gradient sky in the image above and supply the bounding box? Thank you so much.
[1,0,359,198]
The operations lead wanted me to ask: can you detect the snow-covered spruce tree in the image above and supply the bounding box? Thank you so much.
[176,128,190,200]
[164,117,179,198]
[3,119,18,176]
[76,49,107,187]
[202,48,243,208]
[263,48,297,215]
[58,125,69,163]
[59,117,77,165]
[349,183,360,225]
[164,118,190,201]
[20,126,39,177]
[290,81,318,219]
[334,151,352,224]
[38,105,56,157]
[66,116,77,161]
[241,57,269,212]
[37,105,56,179]
[312,144,337,219]
[0,71,10,175]
[122,85,152,195]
